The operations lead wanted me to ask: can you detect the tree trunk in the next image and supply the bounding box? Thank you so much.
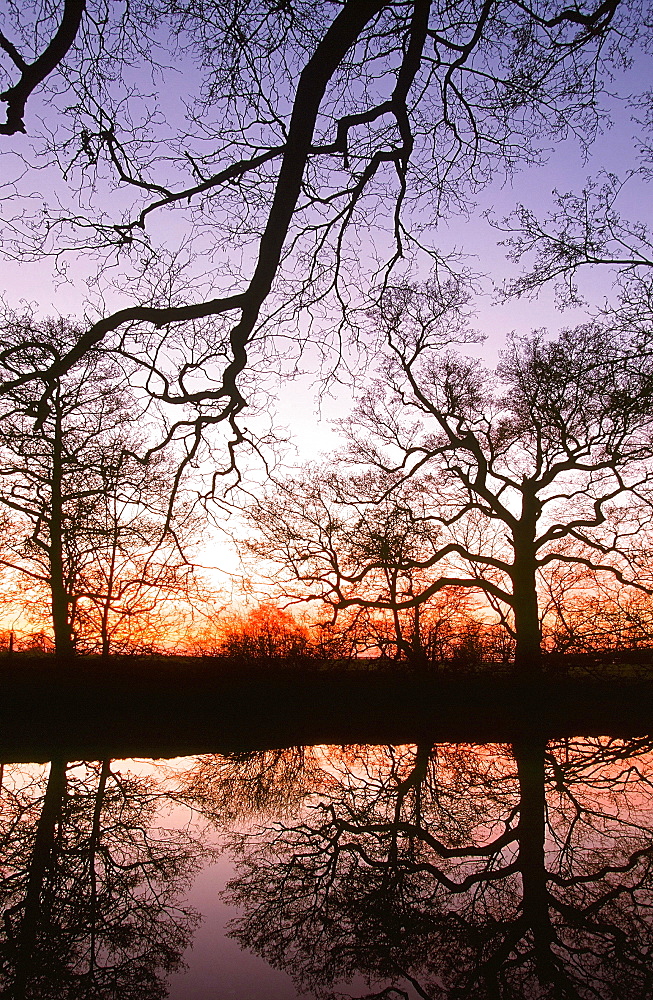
[49,401,74,658]
[511,491,542,675]
[514,740,559,989]
[12,759,68,1000]
[88,760,110,976]
[100,505,120,660]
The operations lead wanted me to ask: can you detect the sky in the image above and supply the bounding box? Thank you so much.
[1,9,651,594]
[3,59,648,460]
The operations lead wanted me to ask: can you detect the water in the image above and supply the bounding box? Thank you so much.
[1,736,653,998]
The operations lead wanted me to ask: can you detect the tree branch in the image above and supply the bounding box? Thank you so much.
[0,0,86,136]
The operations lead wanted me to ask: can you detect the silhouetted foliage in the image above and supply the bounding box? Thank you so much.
[221,603,312,661]
[0,0,646,469]
[249,292,653,672]
[0,759,207,999]
[0,313,207,657]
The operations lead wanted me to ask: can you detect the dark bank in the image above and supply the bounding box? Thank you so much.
[2,650,653,762]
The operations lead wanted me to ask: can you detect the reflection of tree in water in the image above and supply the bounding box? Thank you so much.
[173,746,334,828]
[3,740,653,999]
[0,759,207,999]
[223,738,653,1000]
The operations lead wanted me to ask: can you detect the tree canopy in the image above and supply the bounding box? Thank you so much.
[248,286,653,669]
[0,0,647,462]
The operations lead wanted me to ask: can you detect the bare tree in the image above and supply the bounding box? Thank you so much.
[0,0,85,136]
[248,285,653,673]
[0,0,646,473]
[68,451,206,658]
[495,169,653,342]
[0,759,205,999]
[0,314,201,657]
[540,560,653,654]
[224,738,653,1000]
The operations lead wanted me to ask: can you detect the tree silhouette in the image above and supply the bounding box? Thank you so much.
[249,293,653,672]
[0,0,646,469]
[498,171,653,320]
[221,603,311,661]
[0,758,207,999]
[0,314,203,657]
[223,737,653,999]
[3,737,653,998]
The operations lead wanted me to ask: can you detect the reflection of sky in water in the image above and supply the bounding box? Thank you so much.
[3,740,653,998]
[96,759,304,996]
[159,743,653,997]
[119,753,412,998]
[167,856,307,1000]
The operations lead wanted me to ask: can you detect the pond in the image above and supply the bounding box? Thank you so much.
[1,732,653,998]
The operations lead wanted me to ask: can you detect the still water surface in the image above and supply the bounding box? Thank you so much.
[2,737,653,998]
